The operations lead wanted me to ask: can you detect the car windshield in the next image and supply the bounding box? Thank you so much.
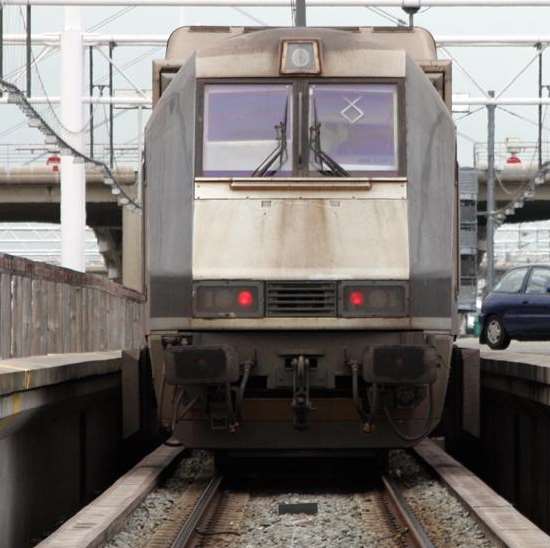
[308,84,398,174]
[494,268,528,293]
[202,84,293,177]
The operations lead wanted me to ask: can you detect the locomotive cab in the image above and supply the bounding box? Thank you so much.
[145,26,457,450]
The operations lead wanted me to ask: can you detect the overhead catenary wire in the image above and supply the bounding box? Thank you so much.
[496,47,544,98]
[232,6,269,25]
[6,0,550,6]
[453,105,485,123]
[491,104,550,216]
[87,6,136,31]
[440,47,489,98]
[366,6,407,25]
[0,77,141,209]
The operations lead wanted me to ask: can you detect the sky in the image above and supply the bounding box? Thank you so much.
[2,4,550,166]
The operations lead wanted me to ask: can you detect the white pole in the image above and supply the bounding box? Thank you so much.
[6,95,550,106]
[60,7,86,272]
[137,105,143,205]
[11,33,550,48]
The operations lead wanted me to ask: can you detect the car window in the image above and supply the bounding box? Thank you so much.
[494,268,528,293]
[526,268,550,295]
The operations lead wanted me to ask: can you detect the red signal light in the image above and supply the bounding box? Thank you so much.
[237,290,254,308]
[349,290,365,307]
[506,154,521,165]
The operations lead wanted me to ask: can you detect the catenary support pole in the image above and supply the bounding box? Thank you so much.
[109,41,114,169]
[538,43,543,168]
[26,5,31,96]
[0,7,3,80]
[486,90,496,292]
[60,7,86,272]
[295,0,306,26]
[89,45,94,158]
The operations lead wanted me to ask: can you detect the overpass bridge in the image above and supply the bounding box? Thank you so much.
[475,141,550,224]
[0,143,142,289]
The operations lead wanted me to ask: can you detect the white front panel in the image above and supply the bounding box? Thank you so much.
[193,199,409,280]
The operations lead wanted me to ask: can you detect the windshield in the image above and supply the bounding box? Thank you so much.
[308,84,398,174]
[202,84,293,177]
[494,268,528,293]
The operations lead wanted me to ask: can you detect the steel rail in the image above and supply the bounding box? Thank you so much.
[172,474,223,548]
[382,475,435,548]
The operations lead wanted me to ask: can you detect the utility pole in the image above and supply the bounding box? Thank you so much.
[538,43,543,169]
[26,5,31,96]
[295,0,306,26]
[486,90,496,292]
[109,41,115,169]
[0,6,3,80]
[89,46,94,158]
[60,7,86,272]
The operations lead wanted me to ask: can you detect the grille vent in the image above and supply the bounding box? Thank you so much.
[266,281,337,317]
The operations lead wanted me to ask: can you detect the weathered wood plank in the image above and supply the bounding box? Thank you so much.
[0,253,144,359]
[0,273,12,359]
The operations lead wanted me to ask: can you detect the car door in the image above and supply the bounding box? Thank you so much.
[493,267,529,335]
[521,267,550,336]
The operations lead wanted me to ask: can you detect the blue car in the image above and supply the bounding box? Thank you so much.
[480,265,550,350]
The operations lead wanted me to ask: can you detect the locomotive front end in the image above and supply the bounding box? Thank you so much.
[145,26,457,450]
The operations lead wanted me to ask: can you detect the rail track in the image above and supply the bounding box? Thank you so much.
[40,440,549,547]
[143,472,435,548]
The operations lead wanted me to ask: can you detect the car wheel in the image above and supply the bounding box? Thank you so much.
[484,315,511,350]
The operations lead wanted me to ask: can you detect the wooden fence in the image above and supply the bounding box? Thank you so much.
[0,254,145,359]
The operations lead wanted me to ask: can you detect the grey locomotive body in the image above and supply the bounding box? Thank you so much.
[145,26,457,449]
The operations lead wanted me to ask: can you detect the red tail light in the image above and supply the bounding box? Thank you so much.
[193,282,263,318]
[238,290,254,308]
[349,290,365,307]
[341,282,408,317]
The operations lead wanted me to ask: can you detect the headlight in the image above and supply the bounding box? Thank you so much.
[339,282,408,317]
[193,282,263,318]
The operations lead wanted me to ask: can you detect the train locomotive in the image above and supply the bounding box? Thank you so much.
[145,25,458,452]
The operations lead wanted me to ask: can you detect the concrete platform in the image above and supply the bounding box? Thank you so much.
[459,337,550,360]
[452,338,550,538]
[0,351,145,548]
[457,338,550,405]
[0,351,121,396]
[37,444,184,548]
[416,439,550,547]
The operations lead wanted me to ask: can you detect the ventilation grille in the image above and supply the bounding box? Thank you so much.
[266,281,337,317]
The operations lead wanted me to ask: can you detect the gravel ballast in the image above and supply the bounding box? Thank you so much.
[102,448,498,548]
[102,451,214,548]
[389,450,497,547]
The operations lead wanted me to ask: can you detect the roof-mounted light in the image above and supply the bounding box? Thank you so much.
[280,40,321,75]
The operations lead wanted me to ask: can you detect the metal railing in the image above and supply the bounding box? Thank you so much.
[0,224,104,269]
[474,141,550,170]
[0,142,139,169]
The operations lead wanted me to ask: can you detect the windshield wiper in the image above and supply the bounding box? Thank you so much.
[309,99,350,177]
[251,99,288,177]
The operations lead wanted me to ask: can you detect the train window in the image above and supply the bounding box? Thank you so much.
[202,84,293,177]
[308,84,398,175]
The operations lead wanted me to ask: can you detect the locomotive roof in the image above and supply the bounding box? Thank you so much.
[165,26,438,63]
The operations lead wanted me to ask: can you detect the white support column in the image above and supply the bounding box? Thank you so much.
[60,7,86,272]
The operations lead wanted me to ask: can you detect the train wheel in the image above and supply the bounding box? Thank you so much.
[484,315,511,350]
